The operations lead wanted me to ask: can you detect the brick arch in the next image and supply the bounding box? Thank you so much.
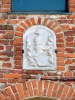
[14,17,65,69]
[0,80,75,100]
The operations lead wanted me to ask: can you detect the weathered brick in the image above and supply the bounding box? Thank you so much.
[0,25,13,30]
[2,63,12,68]
[0,46,4,50]
[65,48,74,53]
[66,43,75,47]
[5,51,13,57]
[26,70,43,74]
[58,20,73,24]
[22,74,31,79]
[65,30,75,36]
[69,66,75,70]
[8,79,16,83]
[66,37,74,42]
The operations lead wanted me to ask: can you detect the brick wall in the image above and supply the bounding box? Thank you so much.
[0,0,75,100]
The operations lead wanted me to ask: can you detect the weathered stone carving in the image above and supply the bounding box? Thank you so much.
[23,25,56,70]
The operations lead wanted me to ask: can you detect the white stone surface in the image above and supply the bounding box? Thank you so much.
[23,25,56,70]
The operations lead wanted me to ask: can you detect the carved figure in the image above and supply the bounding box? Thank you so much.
[26,29,54,67]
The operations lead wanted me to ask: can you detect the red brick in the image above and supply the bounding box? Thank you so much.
[47,20,54,28]
[65,60,73,64]
[63,85,70,93]
[14,65,22,69]
[14,56,22,60]
[2,63,12,68]
[57,66,65,71]
[15,51,22,56]
[17,79,26,83]
[0,74,3,78]
[56,84,64,98]
[57,57,64,61]
[27,81,34,96]
[69,66,75,70]
[57,39,64,42]
[0,92,5,100]
[22,74,31,79]
[0,57,10,61]
[47,82,54,97]
[18,16,26,19]
[1,8,10,13]
[12,69,23,74]
[25,20,31,27]
[7,19,19,24]
[14,61,22,65]
[6,87,16,100]
[15,93,21,100]
[17,26,24,32]
[64,71,72,76]
[11,85,17,93]
[38,17,41,24]
[26,70,43,74]
[58,20,73,24]
[65,30,75,36]
[56,33,64,38]
[8,79,16,83]
[43,18,48,26]
[0,46,4,50]
[54,27,62,33]
[14,43,22,46]
[15,32,22,37]
[65,48,74,53]
[38,80,42,95]
[3,0,10,4]
[32,80,37,89]
[0,19,5,24]
[51,23,58,30]
[57,44,64,47]
[16,83,25,99]
[66,43,75,47]
[20,22,27,29]
[4,74,21,78]
[14,37,22,43]
[66,53,75,58]
[66,37,74,42]
[61,25,70,30]
[57,48,64,52]
[5,96,11,100]
[57,62,65,66]
[0,79,7,83]
[69,0,75,4]
[57,53,65,57]
[30,18,36,25]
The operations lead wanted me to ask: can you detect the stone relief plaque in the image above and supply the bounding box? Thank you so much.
[23,25,56,70]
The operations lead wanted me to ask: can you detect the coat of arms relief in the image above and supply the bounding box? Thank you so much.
[23,25,56,70]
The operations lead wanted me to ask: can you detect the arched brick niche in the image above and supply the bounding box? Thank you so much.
[14,17,65,71]
[0,80,75,100]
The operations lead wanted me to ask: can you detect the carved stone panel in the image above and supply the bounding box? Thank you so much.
[23,25,56,70]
